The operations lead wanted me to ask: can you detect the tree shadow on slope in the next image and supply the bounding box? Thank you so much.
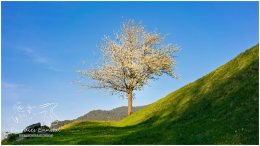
[110,57,259,145]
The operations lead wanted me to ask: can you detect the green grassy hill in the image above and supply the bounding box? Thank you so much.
[3,44,259,144]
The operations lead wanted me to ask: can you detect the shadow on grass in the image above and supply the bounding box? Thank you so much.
[110,58,259,145]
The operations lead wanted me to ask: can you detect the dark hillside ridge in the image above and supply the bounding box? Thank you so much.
[50,106,145,129]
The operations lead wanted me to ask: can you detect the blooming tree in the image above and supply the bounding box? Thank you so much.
[78,20,178,115]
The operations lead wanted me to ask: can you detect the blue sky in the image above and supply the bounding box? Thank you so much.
[1,1,259,133]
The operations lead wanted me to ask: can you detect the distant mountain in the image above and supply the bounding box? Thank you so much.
[50,106,146,129]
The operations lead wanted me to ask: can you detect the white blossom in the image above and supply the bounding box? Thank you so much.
[78,20,178,114]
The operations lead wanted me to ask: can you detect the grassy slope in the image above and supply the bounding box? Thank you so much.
[3,45,259,144]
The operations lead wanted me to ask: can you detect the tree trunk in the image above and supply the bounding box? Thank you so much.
[128,89,133,116]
